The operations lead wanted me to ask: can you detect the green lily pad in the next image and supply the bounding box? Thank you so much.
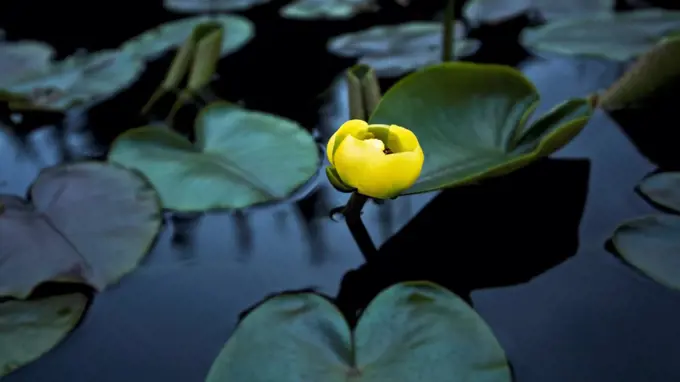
[0,162,162,299]
[120,15,254,62]
[638,172,680,213]
[368,62,592,194]
[464,0,614,27]
[612,215,680,290]
[520,9,680,61]
[164,0,272,13]
[107,102,320,211]
[0,49,145,110]
[280,0,378,20]
[328,22,481,77]
[599,37,680,110]
[0,293,89,377]
[205,281,511,382]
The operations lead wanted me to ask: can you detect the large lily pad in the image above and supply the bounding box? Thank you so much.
[0,162,162,299]
[599,36,680,110]
[0,49,144,111]
[638,172,680,213]
[205,282,511,382]
[107,102,320,211]
[612,215,680,291]
[120,15,254,62]
[368,62,593,194]
[328,22,481,77]
[0,293,88,377]
[280,0,378,20]
[164,0,272,13]
[463,0,614,26]
[520,9,680,61]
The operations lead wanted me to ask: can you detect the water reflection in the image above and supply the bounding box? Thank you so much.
[334,158,591,321]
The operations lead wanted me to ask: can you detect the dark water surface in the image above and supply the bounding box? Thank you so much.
[2,1,680,381]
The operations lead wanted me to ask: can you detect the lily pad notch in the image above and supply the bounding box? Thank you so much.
[367,61,594,194]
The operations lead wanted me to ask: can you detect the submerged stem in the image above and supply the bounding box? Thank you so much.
[442,0,456,62]
[343,193,377,262]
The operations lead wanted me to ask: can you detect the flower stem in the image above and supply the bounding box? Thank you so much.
[442,0,456,62]
[343,192,377,262]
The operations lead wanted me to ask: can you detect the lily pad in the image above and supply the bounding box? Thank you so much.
[520,9,680,61]
[107,102,320,211]
[599,36,680,110]
[612,215,680,290]
[463,0,614,27]
[638,172,680,213]
[0,40,55,88]
[0,162,162,299]
[0,293,89,377]
[120,15,254,62]
[0,49,144,111]
[164,0,272,13]
[328,22,481,77]
[368,62,593,194]
[205,281,511,382]
[280,0,378,20]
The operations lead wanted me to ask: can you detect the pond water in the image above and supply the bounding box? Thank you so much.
[1,1,680,382]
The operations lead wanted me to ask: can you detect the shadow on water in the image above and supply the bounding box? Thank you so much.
[334,158,591,324]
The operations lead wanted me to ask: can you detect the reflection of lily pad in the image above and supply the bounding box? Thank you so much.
[120,15,254,62]
[108,102,320,211]
[368,62,593,194]
[612,215,680,290]
[638,172,680,213]
[0,49,144,110]
[280,0,378,20]
[599,37,680,110]
[205,282,511,382]
[0,293,88,377]
[164,0,271,13]
[463,0,614,26]
[328,22,481,77]
[0,162,162,299]
[520,9,680,61]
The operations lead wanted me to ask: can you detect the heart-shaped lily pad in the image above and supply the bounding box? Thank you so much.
[120,15,254,62]
[164,0,272,13]
[368,62,593,194]
[0,293,88,377]
[328,22,480,77]
[205,281,511,382]
[0,162,162,299]
[612,215,680,290]
[280,0,378,20]
[463,0,614,27]
[107,102,320,211]
[638,172,680,213]
[520,9,680,61]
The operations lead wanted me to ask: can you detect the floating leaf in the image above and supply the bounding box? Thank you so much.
[599,36,680,110]
[0,293,88,377]
[164,0,272,13]
[612,215,680,290]
[520,9,680,61]
[0,49,145,111]
[0,162,162,299]
[368,62,593,194]
[120,15,254,62]
[0,40,55,88]
[108,102,320,211]
[638,172,680,213]
[328,22,481,77]
[205,282,511,382]
[280,0,378,20]
[463,0,614,26]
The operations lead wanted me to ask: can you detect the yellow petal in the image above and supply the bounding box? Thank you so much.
[334,136,424,199]
[326,119,369,166]
[386,124,420,153]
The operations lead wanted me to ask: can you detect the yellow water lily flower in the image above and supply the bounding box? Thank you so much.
[326,119,424,199]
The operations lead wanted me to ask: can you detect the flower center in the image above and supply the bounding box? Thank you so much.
[364,138,392,154]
